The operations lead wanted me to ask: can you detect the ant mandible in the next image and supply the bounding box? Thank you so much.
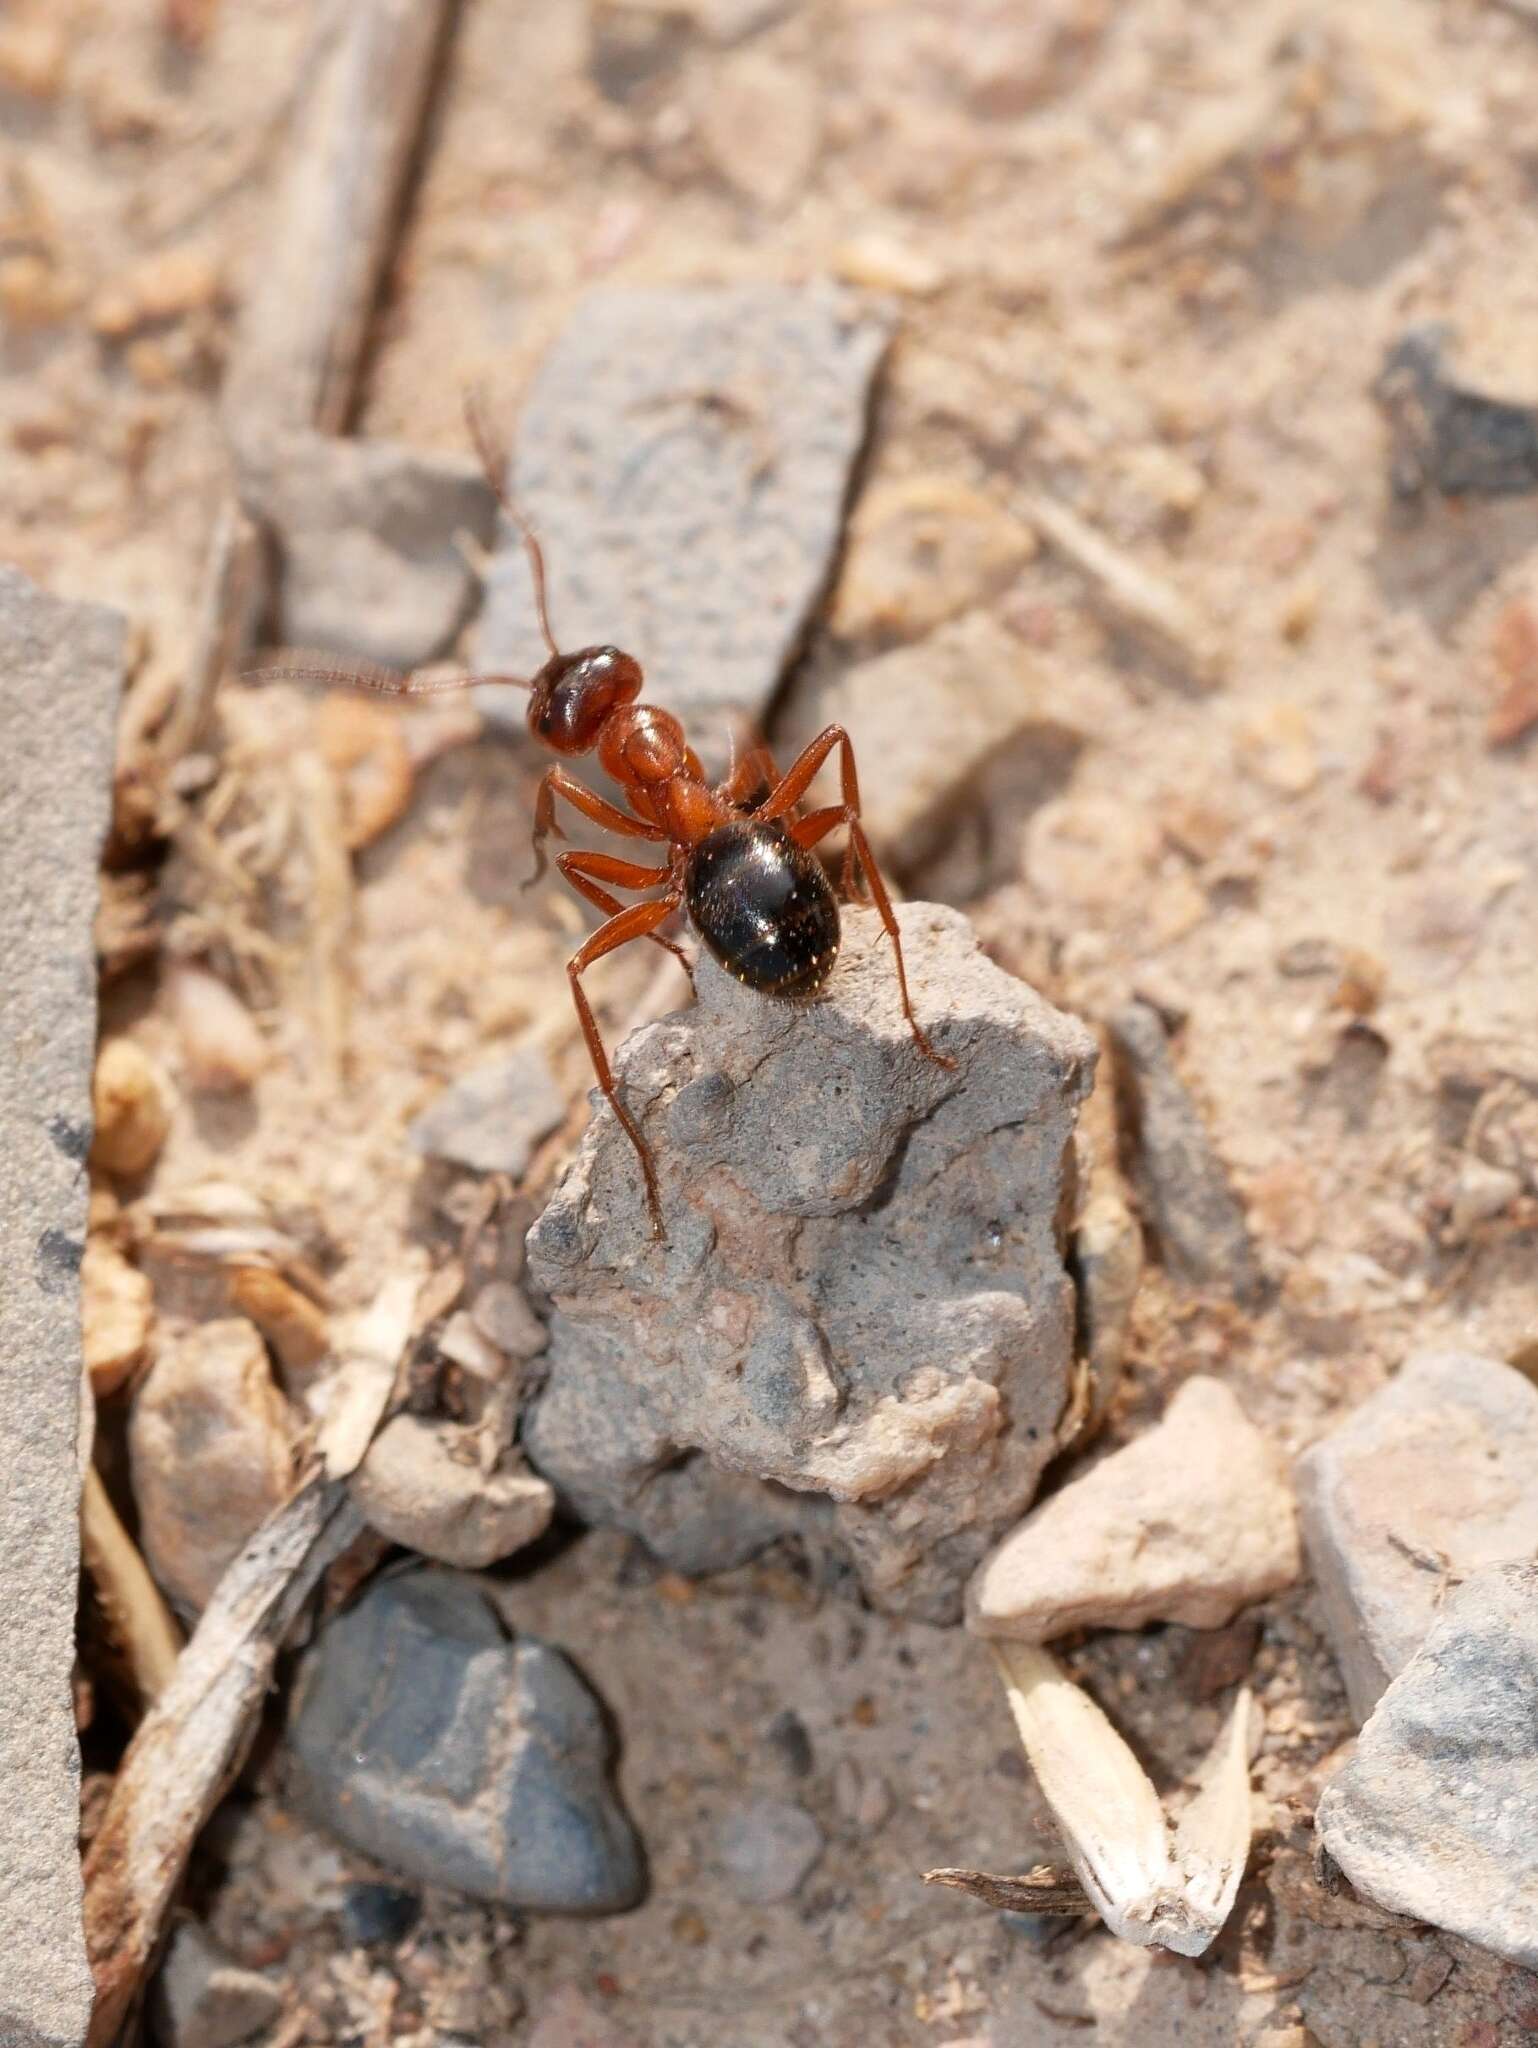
[265,401,955,1240]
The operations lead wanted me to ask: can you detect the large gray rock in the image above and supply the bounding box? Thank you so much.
[476,283,891,766]
[525,903,1097,1622]
[288,1570,643,1914]
[1317,1560,1538,1966]
[0,565,124,2048]
[1297,1350,1538,1724]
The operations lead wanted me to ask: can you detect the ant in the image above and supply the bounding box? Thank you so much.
[262,403,954,1239]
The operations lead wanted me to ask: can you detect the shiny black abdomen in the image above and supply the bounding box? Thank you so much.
[684,821,840,999]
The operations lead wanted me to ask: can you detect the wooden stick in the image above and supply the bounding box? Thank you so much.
[83,1476,363,2047]
[223,0,456,438]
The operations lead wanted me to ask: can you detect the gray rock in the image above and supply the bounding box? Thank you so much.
[715,1798,824,1904]
[525,902,1096,1622]
[804,611,1090,869]
[1316,1560,1538,1966]
[967,1376,1300,1643]
[237,427,497,670]
[407,1042,564,1177]
[476,283,891,767]
[288,1569,643,1913]
[1108,1000,1263,1304]
[0,565,124,2048]
[1297,1350,1538,1724]
[149,1921,282,2048]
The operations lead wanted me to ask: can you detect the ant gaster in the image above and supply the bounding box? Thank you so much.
[265,403,955,1240]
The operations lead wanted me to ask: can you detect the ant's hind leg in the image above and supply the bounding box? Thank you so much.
[567,894,682,1241]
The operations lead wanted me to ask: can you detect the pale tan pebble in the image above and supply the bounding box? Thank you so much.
[129,1318,297,1612]
[831,479,1036,641]
[91,1037,174,1177]
[832,232,947,298]
[351,1416,554,1569]
[81,1238,153,1397]
[90,246,225,340]
[1236,701,1319,796]
[0,253,79,329]
[228,1266,331,1389]
[313,695,415,849]
[0,20,67,98]
[167,963,267,1093]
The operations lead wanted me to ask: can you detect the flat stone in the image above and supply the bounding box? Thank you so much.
[0,564,124,2048]
[129,1317,297,1613]
[967,1376,1299,1642]
[476,283,891,767]
[407,1042,564,1177]
[715,1798,824,1904]
[1108,1000,1263,1304]
[288,1569,643,1913]
[1317,1560,1538,1965]
[803,610,1089,869]
[350,1416,555,1569]
[237,427,497,670]
[525,902,1096,1622]
[149,1921,282,2048]
[1297,1350,1538,1724]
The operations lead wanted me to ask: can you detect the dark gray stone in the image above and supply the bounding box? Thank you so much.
[525,903,1096,1622]
[475,283,891,768]
[288,1570,643,1914]
[407,1043,564,1177]
[1297,1350,1538,1724]
[1,564,124,2048]
[1317,1560,1538,1966]
[237,427,498,669]
[1108,1000,1263,1305]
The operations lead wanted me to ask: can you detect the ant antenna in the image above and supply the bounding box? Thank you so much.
[463,388,560,662]
[246,657,529,698]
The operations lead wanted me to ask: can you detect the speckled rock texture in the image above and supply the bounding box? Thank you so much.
[0,565,123,2048]
[525,902,1097,1623]
[475,282,891,767]
[1297,1349,1538,1724]
[1317,1560,1538,1967]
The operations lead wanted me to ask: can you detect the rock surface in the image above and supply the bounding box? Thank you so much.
[149,1920,282,2048]
[129,1317,297,1612]
[525,902,1096,1622]
[804,610,1089,869]
[967,1376,1299,1642]
[1297,1349,1538,1724]
[715,1798,825,1904]
[350,1415,555,1568]
[1316,1560,1538,1966]
[476,283,891,765]
[408,1042,564,1177]
[1,564,124,2048]
[288,1570,643,1913]
[1109,1000,1263,1304]
[238,427,498,669]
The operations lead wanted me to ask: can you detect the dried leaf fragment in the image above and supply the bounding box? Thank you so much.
[990,1641,1255,1956]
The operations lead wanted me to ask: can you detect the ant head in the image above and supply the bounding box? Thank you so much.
[527,645,644,754]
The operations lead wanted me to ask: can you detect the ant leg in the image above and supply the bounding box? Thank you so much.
[567,895,682,1240]
[719,736,781,813]
[790,801,955,1071]
[555,850,693,977]
[755,724,870,898]
[527,766,668,887]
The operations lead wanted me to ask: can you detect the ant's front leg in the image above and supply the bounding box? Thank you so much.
[525,766,668,887]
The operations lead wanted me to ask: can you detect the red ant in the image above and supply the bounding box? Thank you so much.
[262,404,954,1239]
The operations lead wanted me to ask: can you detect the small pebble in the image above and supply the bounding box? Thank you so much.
[764,1707,814,1780]
[81,1238,152,1396]
[715,1797,824,1904]
[339,1882,421,1949]
[831,1756,894,1836]
[91,1037,173,1176]
[168,964,267,1094]
[150,1920,281,2048]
